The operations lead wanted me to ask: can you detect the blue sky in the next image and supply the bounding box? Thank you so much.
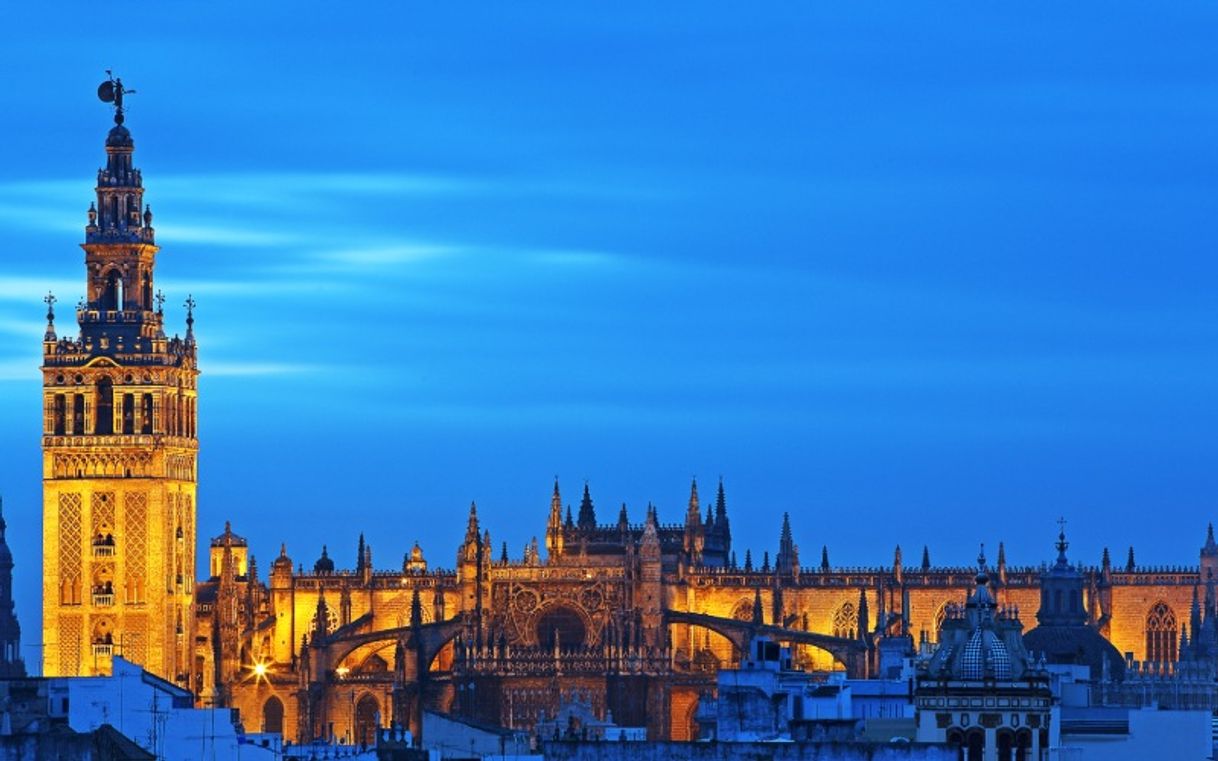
[2,3,1217,658]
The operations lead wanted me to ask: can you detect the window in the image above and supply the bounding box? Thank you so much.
[141,393,153,434]
[95,378,114,435]
[832,601,856,640]
[122,393,134,435]
[1145,602,1177,663]
[53,394,65,435]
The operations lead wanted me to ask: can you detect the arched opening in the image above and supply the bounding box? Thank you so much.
[122,393,134,435]
[966,728,984,761]
[536,606,586,649]
[997,729,1014,761]
[832,601,857,640]
[262,696,284,734]
[141,272,152,310]
[354,694,379,748]
[102,270,123,311]
[1014,728,1032,761]
[95,378,114,435]
[141,393,153,434]
[946,729,965,761]
[53,394,66,435]
[1145,601,1177,663]
[73,394,85,435]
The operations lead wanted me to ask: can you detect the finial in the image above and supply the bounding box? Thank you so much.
[97,71,136,125]
[155,289,165,315]
[184,295,196,343]
[977,543,986,570]
[143,204,153,227]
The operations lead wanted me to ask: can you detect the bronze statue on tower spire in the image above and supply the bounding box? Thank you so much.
[97,70,136,124]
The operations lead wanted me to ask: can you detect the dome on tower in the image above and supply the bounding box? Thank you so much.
[314,545,334,574]
[272,543,293,573]
[1022,525,1125,680]
[105,123,132,148]
[923,549,1038,682]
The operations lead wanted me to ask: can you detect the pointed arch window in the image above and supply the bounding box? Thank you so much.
[1146,602,1178,663]
[832,601,857,640]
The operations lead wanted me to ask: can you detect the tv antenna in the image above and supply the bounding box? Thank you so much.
[97,70,136,124]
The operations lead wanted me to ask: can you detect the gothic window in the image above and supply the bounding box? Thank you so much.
[53,394,65,435]
[1145,602,1177,663]
[95,378,114,435]
[832,601,856,640]
[141,393,153,434]
[262,696,284,734]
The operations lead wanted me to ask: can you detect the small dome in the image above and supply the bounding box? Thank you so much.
[1024,624,1126,681]
[105,124,132,148]
[272,543,292,572]
[960,628,1013,680]
[314,545,334,574]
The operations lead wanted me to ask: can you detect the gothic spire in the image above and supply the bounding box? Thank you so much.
[921,545,930,571]
[857,589,870,639]
[577,482,596,529]
[715,477,728,524]
[821,545,830,571]
[1126,546,1136,572]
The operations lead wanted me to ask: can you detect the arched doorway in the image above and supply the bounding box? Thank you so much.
[262,696,284,734]
[536,606,586,649]
[354,694,379,748]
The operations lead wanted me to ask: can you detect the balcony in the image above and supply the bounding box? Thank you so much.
[91,643,113,659]
[92,593,114,607]
[92,545,115,558]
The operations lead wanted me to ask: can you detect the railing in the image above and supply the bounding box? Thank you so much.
[92,545,116,558]
[92,593,114,607]
[91,644,114,658]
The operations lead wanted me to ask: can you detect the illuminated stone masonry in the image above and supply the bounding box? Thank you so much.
[193,478,1211,744]
[41,92,198,687]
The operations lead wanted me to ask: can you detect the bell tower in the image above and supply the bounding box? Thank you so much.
[41,77,198,685]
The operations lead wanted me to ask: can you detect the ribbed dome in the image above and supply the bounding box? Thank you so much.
[960,628,1013,680]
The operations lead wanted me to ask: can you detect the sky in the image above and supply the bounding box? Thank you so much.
[1,3,1216,661]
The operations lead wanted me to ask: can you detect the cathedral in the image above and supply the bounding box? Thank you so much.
[37,92,1215,745]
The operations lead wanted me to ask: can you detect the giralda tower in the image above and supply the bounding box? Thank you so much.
[41,79,198,684]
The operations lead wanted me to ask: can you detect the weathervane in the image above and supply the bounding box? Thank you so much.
[44,291,56,322]
[97,70,136,124]
[154,289,165,315]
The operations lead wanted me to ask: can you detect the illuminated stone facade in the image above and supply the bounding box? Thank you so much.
[191,479,1211,744]
[41,106,198,685]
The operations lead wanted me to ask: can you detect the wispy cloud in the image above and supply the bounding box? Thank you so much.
[204,361,329,377]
